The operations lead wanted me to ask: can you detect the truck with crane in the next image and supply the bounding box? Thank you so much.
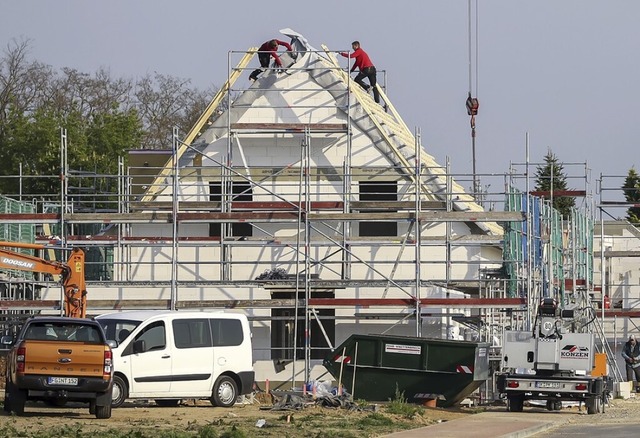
[496,297,609,414]
[1,240,114,418]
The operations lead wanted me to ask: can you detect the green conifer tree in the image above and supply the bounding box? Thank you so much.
[534,150,576,218]
[622,167,640,225]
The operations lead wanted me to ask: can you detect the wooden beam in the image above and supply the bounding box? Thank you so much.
[230,123,347,132]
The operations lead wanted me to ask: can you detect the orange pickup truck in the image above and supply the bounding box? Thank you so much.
[2,316,114,418]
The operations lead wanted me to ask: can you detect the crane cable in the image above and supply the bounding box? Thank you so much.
[466,0,480,194]
[466,0,479,126]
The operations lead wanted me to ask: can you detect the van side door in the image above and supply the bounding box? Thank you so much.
[168,318,214,395]
[124,320,171,395]
[210,317,247,376]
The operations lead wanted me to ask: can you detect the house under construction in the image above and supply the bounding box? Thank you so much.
[0,29,633,387]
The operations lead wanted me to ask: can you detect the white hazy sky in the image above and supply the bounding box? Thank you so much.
[2,1,638,201]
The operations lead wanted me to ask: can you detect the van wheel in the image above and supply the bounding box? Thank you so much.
[155,399,180,407]
[111,375,128,408]
[210,376,238,408]
[95,403,112,419]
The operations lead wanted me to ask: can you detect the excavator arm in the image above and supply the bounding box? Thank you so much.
[0,241,87,318]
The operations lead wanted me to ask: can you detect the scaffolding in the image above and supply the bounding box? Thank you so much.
[0,40,612,388]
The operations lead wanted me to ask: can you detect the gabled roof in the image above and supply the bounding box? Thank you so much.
[143,29,503,236]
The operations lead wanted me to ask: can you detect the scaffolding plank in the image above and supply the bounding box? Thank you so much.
[603,251,640,257]
[529,190,587,197]
[0,210,522,224]
[0,297,527,311]
[129,200,446,211]
[307,211,524,222]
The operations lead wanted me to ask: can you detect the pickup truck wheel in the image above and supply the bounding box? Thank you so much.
[111,375,128,408]
[8,386,27,416]
[155,399,180,407]
[3,378,11,413]
[95,403,112,419]
[210,376,238,408]
[507,395,524,412]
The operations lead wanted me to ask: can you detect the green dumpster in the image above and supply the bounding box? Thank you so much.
[323,334,490,407]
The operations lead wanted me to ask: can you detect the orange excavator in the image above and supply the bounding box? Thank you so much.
[0,241,87,318]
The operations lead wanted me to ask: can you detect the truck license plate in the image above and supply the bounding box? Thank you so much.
[48,377,78,386]
[535,381,561,389]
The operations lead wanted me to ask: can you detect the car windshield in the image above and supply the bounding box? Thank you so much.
[98,319,140,344]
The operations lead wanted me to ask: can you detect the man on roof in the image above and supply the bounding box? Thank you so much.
[249,39,293,81]
[339,41,380,104]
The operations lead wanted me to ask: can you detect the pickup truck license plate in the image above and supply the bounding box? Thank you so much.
[535,381,561,389]
[48,377,78,386]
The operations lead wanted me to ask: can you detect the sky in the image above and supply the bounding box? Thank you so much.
[1,1,638,207]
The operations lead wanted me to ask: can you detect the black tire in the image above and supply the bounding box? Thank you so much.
[89,401,96,415]
[95,403,112,419]
[545,400,554,411]
[111,375,128,408]
[586,396,601,415]
[9,387,27,416]
[3,378,11,413]
[210,375,238,408]
[155,399,180,407]
[507,395,524,412]
[553,401,563,411]
[2,376,11,414]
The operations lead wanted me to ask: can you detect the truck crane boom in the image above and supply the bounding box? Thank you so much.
[0,241,87,318]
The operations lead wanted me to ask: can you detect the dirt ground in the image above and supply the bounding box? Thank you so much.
[0,389,473,437]
[0,353,474,437]
[5,389,640,438]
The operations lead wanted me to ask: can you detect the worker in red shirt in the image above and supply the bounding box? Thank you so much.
[339,41,380,104]
[249,39,293,81]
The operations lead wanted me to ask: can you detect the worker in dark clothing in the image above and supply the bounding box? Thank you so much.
[249,39,293,81]
[622,334,640,391]
[339,41,380,104]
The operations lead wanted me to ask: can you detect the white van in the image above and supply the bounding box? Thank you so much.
[96,310,254,408]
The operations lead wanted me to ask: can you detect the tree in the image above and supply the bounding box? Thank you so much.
[534,150,576,218]
[623,167,640,225]
[134,72,214,149]
[0,38,53,130]
[0,38,227,205]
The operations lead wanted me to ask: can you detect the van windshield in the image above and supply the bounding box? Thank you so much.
[98,319,140,344]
